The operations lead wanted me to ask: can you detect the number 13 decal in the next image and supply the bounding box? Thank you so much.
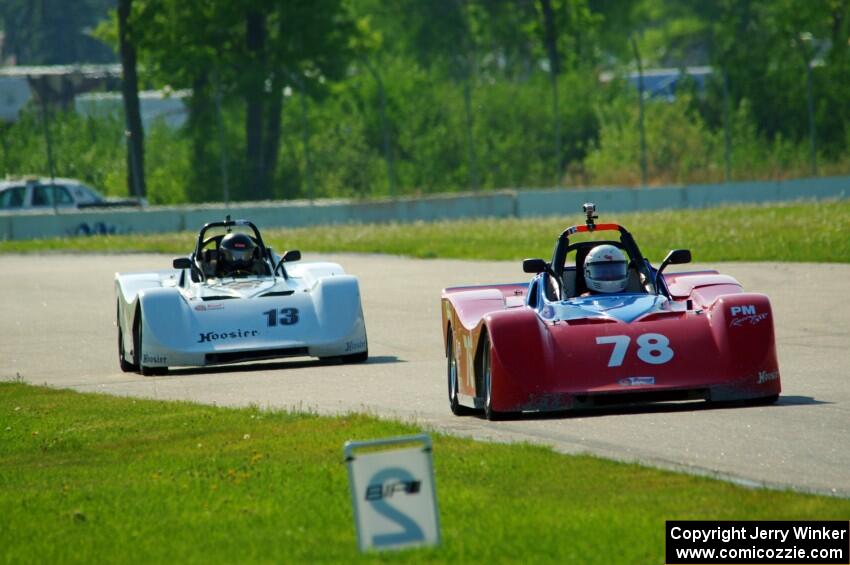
[596,333,674,367]
[263,308,299,327]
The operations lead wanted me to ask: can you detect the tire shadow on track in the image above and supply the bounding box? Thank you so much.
[158,355,404,377]
[471,395,828,422]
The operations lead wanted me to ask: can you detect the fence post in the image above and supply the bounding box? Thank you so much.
[722,69,732,183]
[213,71,230,207]
[630,37,648,188]
[805,59,817,177]
[286,71,315,202]
[364,58,397,197]
[35,77,58,214]
[551,72,562,188]
[462,79,478,191]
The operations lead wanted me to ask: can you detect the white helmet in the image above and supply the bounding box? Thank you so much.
[585,244,628,293]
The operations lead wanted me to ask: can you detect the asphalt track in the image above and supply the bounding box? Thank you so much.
[1,254,848,496]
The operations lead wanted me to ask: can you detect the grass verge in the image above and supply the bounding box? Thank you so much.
[1,382,847,563]
[1,200,849,263]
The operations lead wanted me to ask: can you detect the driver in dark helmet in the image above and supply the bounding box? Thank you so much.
[217,232,258,277]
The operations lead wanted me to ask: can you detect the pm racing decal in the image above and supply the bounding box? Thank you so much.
[729,304,769,327]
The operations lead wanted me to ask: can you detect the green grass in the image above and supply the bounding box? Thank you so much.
[2,200,849,263]
[1,383,847,563]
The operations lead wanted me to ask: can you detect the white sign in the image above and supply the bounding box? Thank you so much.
[344,434,440,552]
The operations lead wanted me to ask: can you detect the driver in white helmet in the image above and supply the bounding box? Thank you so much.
[583,244,629,295]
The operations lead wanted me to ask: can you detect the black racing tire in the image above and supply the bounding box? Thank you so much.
[446,329,473,416]
[117,304,137,372]
[480,333,503,421]
[133,308,167,376]
[341,350,369,364]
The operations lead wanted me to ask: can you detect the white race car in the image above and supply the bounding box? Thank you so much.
[115,217,368,375]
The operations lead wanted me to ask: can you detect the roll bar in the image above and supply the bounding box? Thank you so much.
[195,216,268,256]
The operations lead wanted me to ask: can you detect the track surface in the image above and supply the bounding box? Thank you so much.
[1,254,848,496]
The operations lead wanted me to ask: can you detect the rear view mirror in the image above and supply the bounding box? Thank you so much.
[283,250,301,262]
[275,250,301,279]
[173,257,192,269]
[523,258,547,274]
[658,249,691,274]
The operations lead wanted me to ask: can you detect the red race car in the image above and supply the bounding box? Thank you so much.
[441,203,781,419]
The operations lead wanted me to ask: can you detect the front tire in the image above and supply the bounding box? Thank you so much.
[479,333,502,421]
[117,304,136,372]
[447,329,472,416]
[133,308,167,376]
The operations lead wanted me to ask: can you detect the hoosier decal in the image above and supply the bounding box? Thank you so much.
[197,329,259,343]
[345,339,367,353]
[757,370,779,384]
[143,353,167,364]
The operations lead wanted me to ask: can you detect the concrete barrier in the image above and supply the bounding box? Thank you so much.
[515,176,848,217]
[1,176,847,241]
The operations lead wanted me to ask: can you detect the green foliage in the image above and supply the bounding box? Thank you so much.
[2,382,848,563]
[0,110,125,195]
[0,110,187,204]
[584,88,848,186]
[584,91,722,186]
[3,0,850,201]
[144,121,190,204]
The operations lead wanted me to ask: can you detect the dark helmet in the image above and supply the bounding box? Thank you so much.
[219,232,257,274]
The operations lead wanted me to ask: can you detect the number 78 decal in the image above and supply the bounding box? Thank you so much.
[595,333,674,367]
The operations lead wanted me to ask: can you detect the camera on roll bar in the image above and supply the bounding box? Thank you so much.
[583,202,598,231]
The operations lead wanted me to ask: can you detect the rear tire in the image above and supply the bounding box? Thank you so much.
[133,308,167,376]
[447,329,473,416]
[480,333,502,421]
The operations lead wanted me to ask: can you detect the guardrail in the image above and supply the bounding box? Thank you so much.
[1,175,847,241]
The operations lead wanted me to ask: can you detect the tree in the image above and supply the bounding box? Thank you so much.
[244,8,267,199]
[122,0,356,201]
[117,0,146,199]
[709,0,849,155]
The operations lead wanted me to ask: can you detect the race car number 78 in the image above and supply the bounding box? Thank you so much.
[595,333,674,367]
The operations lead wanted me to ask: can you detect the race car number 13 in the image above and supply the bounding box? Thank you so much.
[263,308,299,326]
[595,333,673,367]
